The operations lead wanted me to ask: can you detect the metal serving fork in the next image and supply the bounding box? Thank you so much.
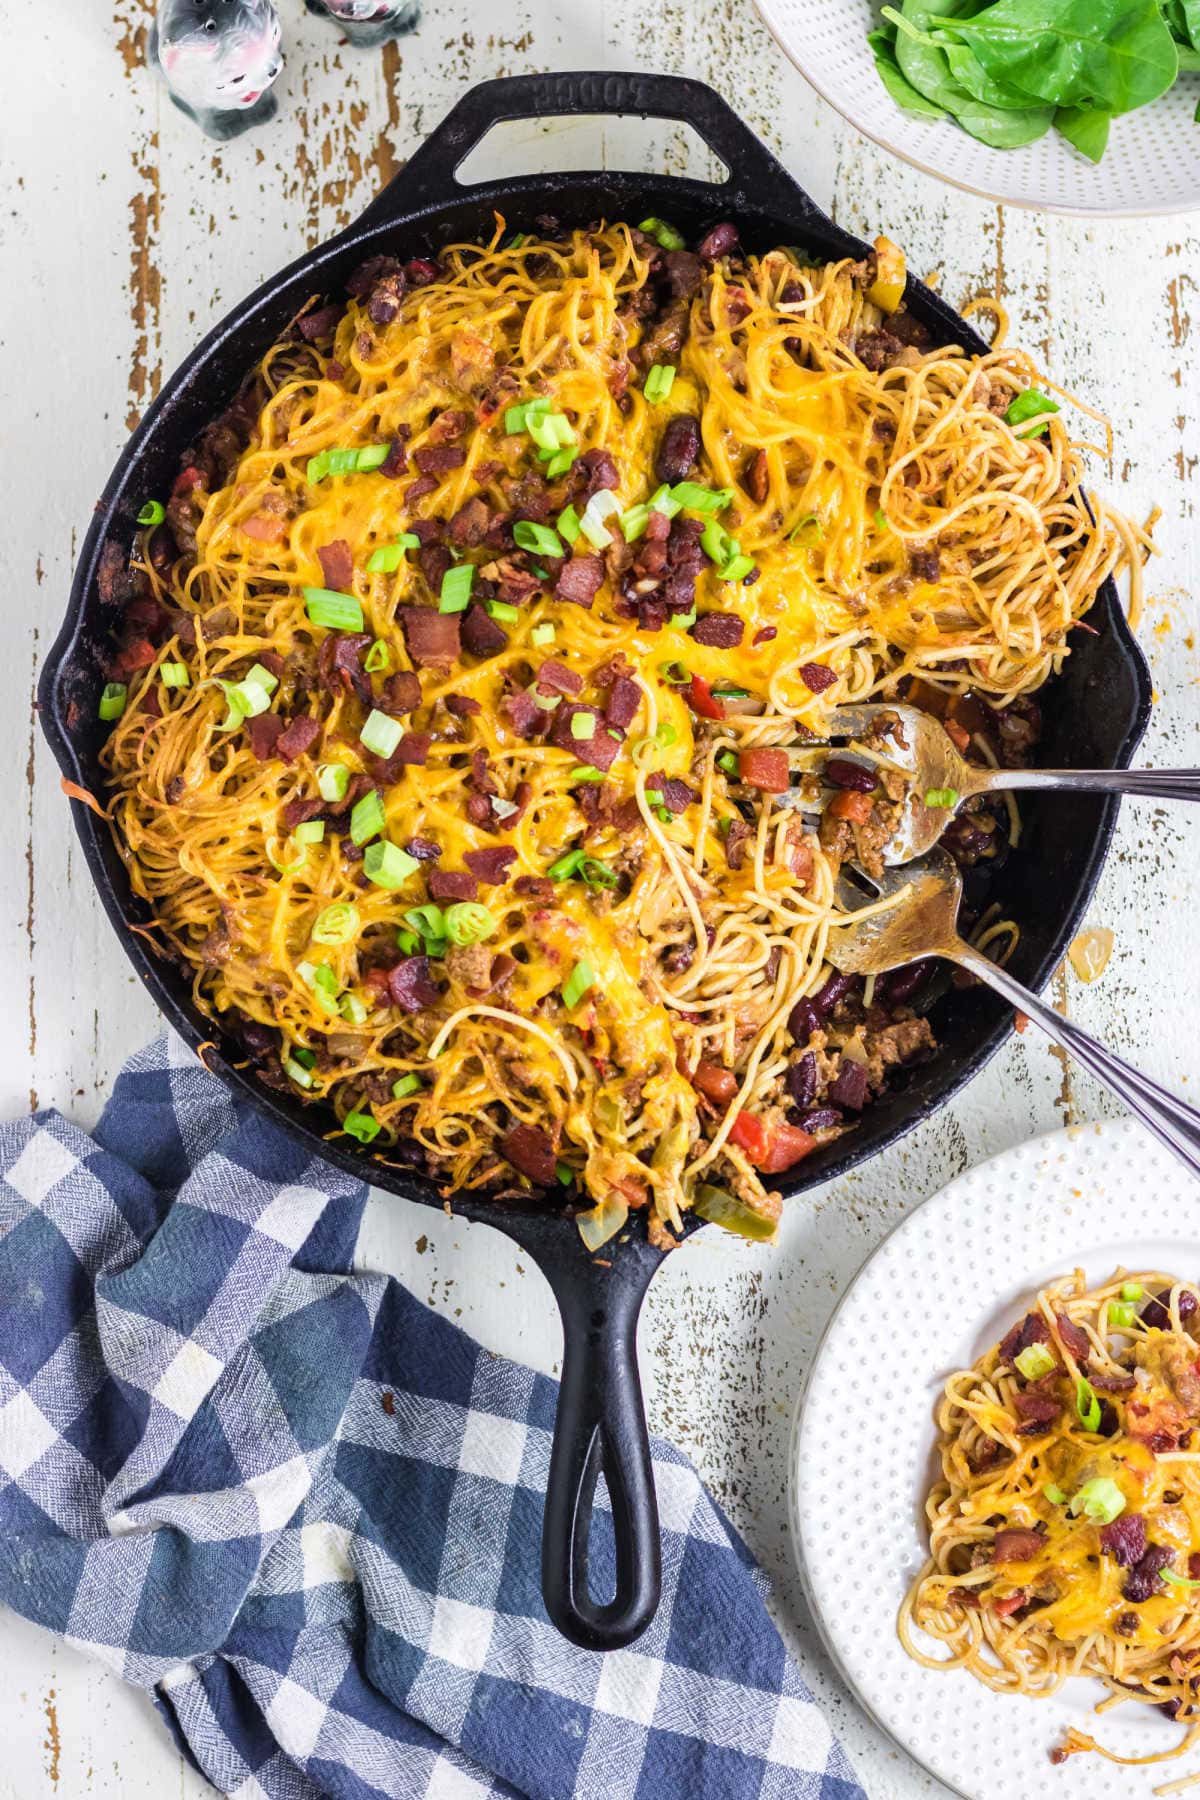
[825,703,1200,865]
[827,849,1200,1179]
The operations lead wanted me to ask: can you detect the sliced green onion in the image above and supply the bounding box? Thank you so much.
[667,608,696,633]
[366,534,420,573]
[579,489,622,550]
[160,662,190,690]
[364,638,392,673]
[570,713,595,741]
[340,992,368,1026]
[875,507,889,531]
[486,599,520,625]
[527,411,575,454]
[298,959,341,1015]
[924,787,960,810]
[245,662,278,696]
[544,448,577,479]
[506,233,527,250]
[562,958,596,1009]
[581,857,618,888]
[349,789,386,846]
[505,396,552,434]
[631,736,660,770]
[360,709,403,759]
[307,445,389,483]
[788,513,821,541]
[643,364,677,404]
[1014,1342,1056,1381]
[711,683,750,701]
[99,682,128,721]
[317,763,350,804]
[1075,1377,1102,1434]
[1069,1476,1125,1524]
[638,216,685,251]
[291,1047,316,1070]
[444,902,497,946]
[284,1056,314,1089]
[692,1182,778,1241]
[648,483,681,519]
[716,749,739,775]
[1161,1567,1200,1590]
[568,765,605,783]
[343,1108,381,1145]
[557,505,582,545]
[311,901,360,946]
[620,504,650,542]
[656,722,677,745]
[1108,1300,1138,1329]
[701,518,729,564]
[670,481,733,515]
[304,587,364,632]
[513,520,565,559]
[439,563,474,613]
[720,552,754,582]
[555,1160,573,1186]
[294,820,325,846]
[234,678,272,718]
[404,906,444,939]
[137,500,165,527]
[549,848,585,880]
[1121,1282,1144,1302]
[392,1073,422,1099]
[363,840,421,889]
[1004,389,1060,436]
[530,622,556,646]
[1043,1484,1068,1506]
[396,928,420,954]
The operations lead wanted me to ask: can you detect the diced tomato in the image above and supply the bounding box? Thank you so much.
[828,790,874,824]
[686,674,725,720]
[991,1591,1027,1618]
[363,967,391,999]
[172,464,205,497]
[242,512,288,545]
[692,1060,738,1104]
[944,717,971,753]
[728,1112,816,1173]
[738,747,790,793]
[110,637,158,679]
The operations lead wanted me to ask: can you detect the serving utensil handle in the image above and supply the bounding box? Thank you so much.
[952,943,1200,1178]
[979,766,1200,803]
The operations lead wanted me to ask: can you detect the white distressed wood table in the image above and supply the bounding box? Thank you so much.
[3,4,1198,1796]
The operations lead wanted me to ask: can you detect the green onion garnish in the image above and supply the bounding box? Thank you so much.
[643,364,677,404]
[620,504,650,543]
[658,660,690,685]
[486,599,520,625]
[392,1073,422,1099]
[366,534,420,573]
[505,396,552,435]
[716,749,739,775]
[507,233,527,249]
[1043,1484,1068,1506]
[349,789,386,846]
[99,682,128,721]
[875,507,889,531]
[404,904,445,942]
[648,483,681,519]
[570,713,595,741]
[444,902,497,946]
[549,848,585,880]
[527,411,575,455]
[439,563,475,613]
[555,1161,573,1186]
[298,960,341,1016]
[396,928,420,955]
[1069,1476,1125,1524]
[656,722,677,745]
[562,958,596,1009]
[701,518,729,564]
[710,683,750,701]
[245,663,278,696]
[666,609,696,633]
[1075,1376,1102,1434]
[304,587,365,632]
[638,217,685,251]
[530,622,556,646]
[568,766,605,783]
[1161,1567,1200,1589]
[721,553,754,581]
[338,992,367,1026]
[363,840,421,889]
[670,481,733,515]
[1004,390,1060,436]
[579,490,622,550]
[364,638,392,673]
[513,520,565,560]
[317,763,350,804]
[1108,1300,1137,1329]
[137,500,165,527]
[557,506,582,546]
[544,448,577,479]
[284,1056,314,1089]
[1014,1342,1056,1381]
[307,445,389,484]
[311,901,360,946]
[360,709,403,759]
[788,513,820,541]
[1121,1282,1144,1302]
[924,787,960,810]
[343,1108,381,1145]
[160,662,190,689]
[291,1047,317,1070]
[294,820,325,846]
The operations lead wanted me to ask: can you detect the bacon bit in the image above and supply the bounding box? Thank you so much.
[241,511,289,545]
[828,789,874,823]
[945,717,972,753]
[799,662,837,694]
[317,540,354,591]
[110,637,158,680]
[60,778,108,818]
[948,1587,981,1610]
[752,626,778,647]
[738,747,790,793]
[789,840,814,884]
[991,1590,1028,1617]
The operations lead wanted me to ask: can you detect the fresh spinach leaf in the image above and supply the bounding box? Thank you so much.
[942,39,1055,109]
[1054,102,1112,162]
[886,3,1055,143]
[868,29,951,118]
[932,0,1177,115]
[887,0,972,114]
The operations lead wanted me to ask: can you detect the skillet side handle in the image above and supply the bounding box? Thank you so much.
[356,70,792,225]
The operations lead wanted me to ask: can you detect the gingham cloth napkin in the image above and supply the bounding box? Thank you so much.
[0,1035,864,1800]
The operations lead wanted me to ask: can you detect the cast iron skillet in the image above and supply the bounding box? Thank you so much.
[39,70,1151,1653]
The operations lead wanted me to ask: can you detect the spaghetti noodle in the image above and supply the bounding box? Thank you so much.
[901,1270,1200,1784]
[99,218,1142,1241]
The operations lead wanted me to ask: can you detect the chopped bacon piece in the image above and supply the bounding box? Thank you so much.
[399,606,460,667]
[446,694,480,718]
[1055,1311,1092,1363]
[991,1591,1028,1618]
[548,703,622,773]
[298,303,342,342]
[382,670,422,715]
[537,658,582,696]
[446,496,491,548]
[461,603,508,659]
[317,540,354,591]
[428,869,477,901]
[501,1123,557,1186]
[799,662,837,694]
[387,955,440,1013]
[464,846,517,885]
[1100,1513,1147,1567]
[605,675,641,730]
[646,775,694,815]
[993,1529,1044,1564]
[738,748,790,793]
[999,1311,1052,1366]
[413,444,466,476]
[555,554,606,609]
[241,511,288,545]
[691,613,745,648]
[379,433,409,479]
[247,713,284,761]
[276,714,320,762]
[109,638,158,680]
[501,689,543,737]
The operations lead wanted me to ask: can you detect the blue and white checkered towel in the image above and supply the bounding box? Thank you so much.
[0,1035,864,1800]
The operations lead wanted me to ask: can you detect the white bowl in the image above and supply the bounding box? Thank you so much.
[753,0,1200,216]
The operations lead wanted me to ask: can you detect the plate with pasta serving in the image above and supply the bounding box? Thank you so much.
[792,1117,1200,1799]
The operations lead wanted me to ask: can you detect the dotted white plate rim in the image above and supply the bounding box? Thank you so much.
[752,0,1200,218]
[789,1117,1200,1800]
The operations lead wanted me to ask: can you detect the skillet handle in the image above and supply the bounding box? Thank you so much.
[356,70,790,222]
[501,1215,665,1651]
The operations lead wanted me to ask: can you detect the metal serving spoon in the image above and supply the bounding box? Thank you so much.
[826,849,1200,1179]
[821,703,1200,865]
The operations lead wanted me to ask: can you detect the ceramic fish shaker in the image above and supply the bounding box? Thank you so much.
[304,0,421,48]
[151,0,284,140]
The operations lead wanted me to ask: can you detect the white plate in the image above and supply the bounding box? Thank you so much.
[790,1117,1200,1800]
[753,0,1200,216]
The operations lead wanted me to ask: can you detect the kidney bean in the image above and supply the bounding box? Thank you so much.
[813,969,856,1016]
[785,1052,817,1109]
[655,415,701,485]
[1141,1287,1200,1330]
[880,960,933,1006]
[787,998,819,1044]
[697,221,740,261]
[799,1107,842,1132]
[824,756,877,793]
